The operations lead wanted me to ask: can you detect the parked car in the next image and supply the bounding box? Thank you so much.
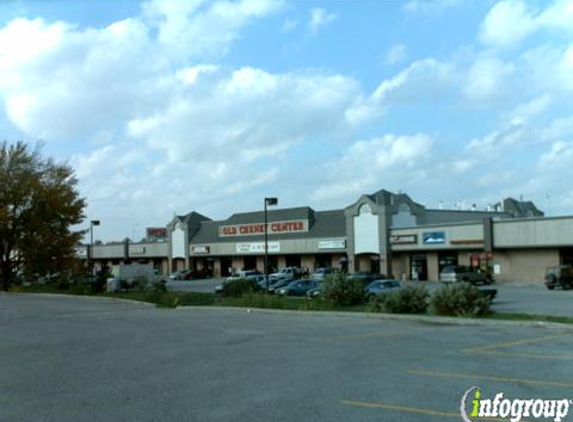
[545,265,573,290]
[276,279,318,296]
[269,267,304,283]
[216,271,264,293]
[439,266,493,285]
[226,270,261,282]
[347,271,380,286]
[268,278,296,294]
[310,268,333,281]
[306,282,324,298]
[364,279,401,300]
[169,269,191,280]
[188,268,212,279]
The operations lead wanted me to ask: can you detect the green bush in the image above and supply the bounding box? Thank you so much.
[92,267,111,293]
[131,275,150,291]
[380,285,429,314]
[430,283,491,317]
[322,273,364,306]
[221,278,261,298]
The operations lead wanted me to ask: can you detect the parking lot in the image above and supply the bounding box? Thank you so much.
[1,294,572,422]
[167,278,573,318]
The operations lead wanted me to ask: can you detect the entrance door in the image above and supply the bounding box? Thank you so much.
[285,255,301,268]
[561,248,573,266]
[410,254,428,281]
[244,256,257,270]
[220,257,232,277]
[438,252,458,273]
[267,256,278,273]
[315,254,331,269]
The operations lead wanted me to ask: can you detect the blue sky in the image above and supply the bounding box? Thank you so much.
[0,0,572,241]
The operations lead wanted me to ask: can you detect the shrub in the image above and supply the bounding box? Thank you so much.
[322,273,364,306]
[131,275,150,291]
[430,283,491,317]
[221,278,261,298]
[92,267,112,293]
[380,285,429,314]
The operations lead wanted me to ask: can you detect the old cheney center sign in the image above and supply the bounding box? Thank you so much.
[219,219,309,237]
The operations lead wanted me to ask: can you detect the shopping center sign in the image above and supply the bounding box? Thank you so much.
[219,219,308,237]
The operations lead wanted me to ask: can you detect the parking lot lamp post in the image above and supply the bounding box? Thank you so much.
[264,198,278,291]
[90,220,100,274]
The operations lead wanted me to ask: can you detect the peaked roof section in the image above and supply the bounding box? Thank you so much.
[176,211,211,224]
[501,198,544,218]
[225,207,313,224]
[190,207,346,243]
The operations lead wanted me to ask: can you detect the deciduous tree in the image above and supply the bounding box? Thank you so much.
[0,141,86,290]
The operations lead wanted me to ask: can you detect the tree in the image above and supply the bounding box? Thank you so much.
[0,141,86,290]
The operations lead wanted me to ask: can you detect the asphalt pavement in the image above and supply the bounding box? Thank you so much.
[1,294,572,422]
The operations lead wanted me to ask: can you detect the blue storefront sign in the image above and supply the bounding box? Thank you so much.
[423,231,446,245]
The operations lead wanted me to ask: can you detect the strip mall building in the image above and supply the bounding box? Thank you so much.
[85,189,573,283]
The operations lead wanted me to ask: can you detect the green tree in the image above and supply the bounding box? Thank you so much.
[0,141,86,290]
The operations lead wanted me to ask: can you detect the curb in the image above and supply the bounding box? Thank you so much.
[175,305,573,331]
[4,292,573,331]
[0,292,155,307]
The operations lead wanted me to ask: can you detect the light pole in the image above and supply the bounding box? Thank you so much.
[264,197,278,292]
[90,220,100,274]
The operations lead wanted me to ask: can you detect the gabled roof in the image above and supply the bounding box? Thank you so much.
[190,207,346,243]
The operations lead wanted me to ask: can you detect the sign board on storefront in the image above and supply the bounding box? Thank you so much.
[422,231,446,245]
[236,242,280,254]
[130,246,146,255]
[191,246,210,254]
[220,220,308,237]
[450,239,484,245]
[318,240,346,249]
[390,234,418,245]
[146,227,167,238]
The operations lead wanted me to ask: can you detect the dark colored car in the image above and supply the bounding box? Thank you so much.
[178,270,193,280]
[276,279,318,296]
[311,268,333,281]
[364,279,401,300]
[439,266,493,285]
[545,265,573,290]
[267,279,295,294]
[347,271,380,286]
[306,284,323,298]
[189,268,213,279]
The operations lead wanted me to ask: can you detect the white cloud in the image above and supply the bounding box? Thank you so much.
[281,18,299,32]
[126,66,363,164]
[308,8,337,34]
[463,56,515,103]
[385,44,407,65]
[142,0,284,60]
[539,141,573,167]
[311,134,434,202]
[508,94,552,125]
[403,0,463,15]
[480,0,537,47]
[371,58,455,104]
[480,0,573,47]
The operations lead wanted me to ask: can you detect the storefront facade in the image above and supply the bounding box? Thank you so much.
[86,188,573,283]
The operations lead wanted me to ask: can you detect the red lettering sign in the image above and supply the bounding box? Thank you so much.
[219,220,307,237]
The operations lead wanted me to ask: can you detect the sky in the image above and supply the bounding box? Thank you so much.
[0,0,572,242]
